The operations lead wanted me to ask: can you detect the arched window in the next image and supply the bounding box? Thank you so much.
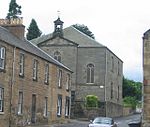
[54,51,61,62]
[87,64,94,83]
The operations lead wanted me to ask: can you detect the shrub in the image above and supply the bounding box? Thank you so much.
[85,95,98,108]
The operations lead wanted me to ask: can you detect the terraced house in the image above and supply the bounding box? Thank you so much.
[0,18,72,127]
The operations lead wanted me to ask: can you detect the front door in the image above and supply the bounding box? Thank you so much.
[31,94,36,123]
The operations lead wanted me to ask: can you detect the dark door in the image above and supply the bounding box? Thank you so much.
[31,94,36,123]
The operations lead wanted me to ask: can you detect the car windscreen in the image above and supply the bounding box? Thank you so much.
[93,117,112,125]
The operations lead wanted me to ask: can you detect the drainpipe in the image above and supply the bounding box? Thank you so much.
[104,48,107,117]
[9,46,16,127]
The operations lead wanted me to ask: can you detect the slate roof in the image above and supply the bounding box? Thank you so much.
[0,26,72,72]
[31,26,105,47]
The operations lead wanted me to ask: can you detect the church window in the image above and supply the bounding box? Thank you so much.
[111,82,113,99]
[54,51,61,62]
[87,64,94,83]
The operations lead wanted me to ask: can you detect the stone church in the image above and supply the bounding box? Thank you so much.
[32,17,123,117]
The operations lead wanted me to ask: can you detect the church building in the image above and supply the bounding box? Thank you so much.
[32,17,123,117]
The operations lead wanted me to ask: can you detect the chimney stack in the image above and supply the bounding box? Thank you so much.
[0,17,25,40]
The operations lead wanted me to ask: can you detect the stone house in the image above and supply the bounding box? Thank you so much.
[31,17,123,117]
[142,29,150,127]
[0,18,72,127]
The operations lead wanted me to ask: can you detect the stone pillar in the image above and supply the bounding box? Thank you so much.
[142,30,150,127]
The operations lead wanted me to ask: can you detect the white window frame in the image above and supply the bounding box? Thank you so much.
[33,59,38,80]
[44,64,49,84]
[44,97,48,117]
[18,92,23,115]
[57,95,62,116]
[0,47,5,69]
[58,69,62,88]
[66,74,70,90]
[19,53,24,76]
[0,87,4,112]
[65,97,70,117]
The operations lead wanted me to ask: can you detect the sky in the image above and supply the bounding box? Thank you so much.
[1,0,150,82]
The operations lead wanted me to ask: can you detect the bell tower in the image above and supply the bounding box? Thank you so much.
[53,16,64,37]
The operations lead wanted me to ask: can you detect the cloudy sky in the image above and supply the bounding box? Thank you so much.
[1,0,150,82]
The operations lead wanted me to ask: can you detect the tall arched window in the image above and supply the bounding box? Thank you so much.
[87,63,94,83]
[54,51,61,62]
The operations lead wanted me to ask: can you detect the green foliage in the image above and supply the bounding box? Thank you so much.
[26,19,42,40]
[72,24,95,39]
[85,95,98,108]
[123,77,142,101]
[123,96,138,109]
[6,0,22,19]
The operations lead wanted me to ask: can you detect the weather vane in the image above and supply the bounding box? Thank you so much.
[57,10,61,18]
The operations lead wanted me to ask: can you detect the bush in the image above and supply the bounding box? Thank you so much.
[85,95,98,108]
[123,96,138,109]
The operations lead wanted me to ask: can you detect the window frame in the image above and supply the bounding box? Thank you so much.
[87,63,94,83]
[19,53,25,77]
[0,87,4,112]
[66,73,71,91]
[18,91,23,115]
[44,63,49,84]
[111,82,113,99]
[0,47,5,70]
[65,96,70,117]
[57,95,62,116]
[54,51,61,62]
[58,69,62,88]
[44,97,48,117]
[33,59,38,81]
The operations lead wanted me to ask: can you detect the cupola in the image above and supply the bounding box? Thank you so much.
[53,17,64,37]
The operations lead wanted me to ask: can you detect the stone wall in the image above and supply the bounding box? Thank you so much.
[0,39,71,127]
[142,30,150,127]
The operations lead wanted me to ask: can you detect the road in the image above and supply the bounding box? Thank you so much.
[52,113,141,127]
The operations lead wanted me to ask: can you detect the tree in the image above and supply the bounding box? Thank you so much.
[123,96,138,109]
[123,77,142,101]
[26,19,42,40]
[6,0,22,19]
[72,24,95,39]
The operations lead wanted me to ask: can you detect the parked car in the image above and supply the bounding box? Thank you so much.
[88,117,117,127]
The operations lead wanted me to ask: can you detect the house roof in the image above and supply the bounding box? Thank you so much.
[31,26,105,47]
[0,26,72,72]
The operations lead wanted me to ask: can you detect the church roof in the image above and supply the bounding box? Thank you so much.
[0,26,72,72]
[31,26,105,47]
